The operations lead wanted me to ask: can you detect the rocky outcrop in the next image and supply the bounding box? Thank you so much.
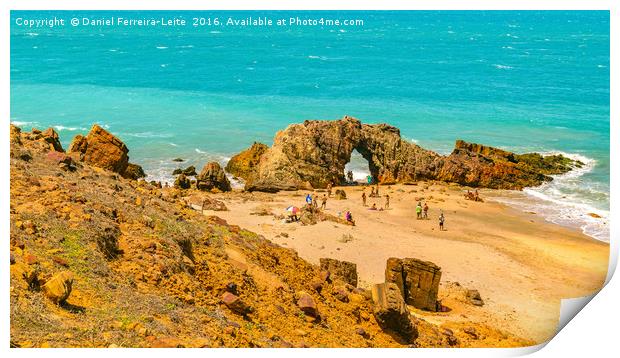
[320,258,358,287]
[233,116,580,192]
[371,282,418,343]
[174,173,191,189]
[225,142,269,180]
[385,258,441,312]
[196,162,231,192]
[68,124,145,180]
[42,271,74,304]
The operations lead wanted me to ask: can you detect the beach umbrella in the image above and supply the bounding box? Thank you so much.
[286,206,300,214]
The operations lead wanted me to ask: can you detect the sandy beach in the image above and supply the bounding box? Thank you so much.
[210,182,609,343]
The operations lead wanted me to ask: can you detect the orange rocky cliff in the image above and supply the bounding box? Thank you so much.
[9,124,531,348]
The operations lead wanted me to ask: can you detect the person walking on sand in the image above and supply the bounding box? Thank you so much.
[321,194,327,210]
[306,193,312,206]
[370,187,375,197]
[423,202,429,219]
[375,184,380,197]
[385,194,390,209]
[327,182,332,197]
[439,211,445,231]
[362,192,367,206]
[416,202,422,219]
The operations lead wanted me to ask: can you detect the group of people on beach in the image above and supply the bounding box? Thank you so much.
[293,177,449,231]
[464,189,483,202]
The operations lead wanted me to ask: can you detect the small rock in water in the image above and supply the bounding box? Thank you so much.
[172,158,184,162]
[588,212,602,219]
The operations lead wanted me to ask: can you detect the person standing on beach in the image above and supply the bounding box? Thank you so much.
[321,195,327,210]
[376,184,380,197]
[306,193,312,206]
[439,211,445,231]
[362,192,367,206]
[370,187,375,197]
[327,182,332,197]
[385,194,390,209]
[367,175,373,185]
[416,203,422,219]
[423,202,429,219]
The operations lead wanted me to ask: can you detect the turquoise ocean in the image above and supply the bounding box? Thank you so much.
[10,11,609,241]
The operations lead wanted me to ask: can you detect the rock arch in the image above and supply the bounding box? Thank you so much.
[225,116,580,192]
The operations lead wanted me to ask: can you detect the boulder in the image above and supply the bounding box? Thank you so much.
[68,124,144,180]
[10,124,22,145]
[124,163,146,180]
[173,166,197,177]
[41,128,64,152]
[221,292,251,315]
[465,289,484,306]
[42,271,74,304]
[225,142,269,180]
[45,151,77,171]
[334,189,347,200]
[385,257,441,311]
[196,162,231,192]
[185,194,228,212]
[296,292,318,317]
[319,258,358,287]
[233,116,581,192]
[174,173,191,189]
[371,282,418,342]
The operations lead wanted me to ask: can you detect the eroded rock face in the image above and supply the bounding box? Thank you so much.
[319,258,358,287]
[225,142,269,180]
[68,125,145,180]
[385,257,441,312]
[371,282,418,343]
[233,116,580,192]
[196,162,231,192]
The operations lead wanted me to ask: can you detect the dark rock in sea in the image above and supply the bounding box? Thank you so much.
[174,173,191,189]
[233,116,580,192]
[172,158,184,162]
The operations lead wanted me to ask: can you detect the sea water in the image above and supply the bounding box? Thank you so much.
[10,11,609,241]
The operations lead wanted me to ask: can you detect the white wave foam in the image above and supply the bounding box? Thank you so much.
[10,120,36,127]
[168,142,178,147]
[124,132,172,138]
[195,148,206,154]
[53,125,86,131]
[493,64,513,69]
[156,46,168,49]
[492,151,609,242]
